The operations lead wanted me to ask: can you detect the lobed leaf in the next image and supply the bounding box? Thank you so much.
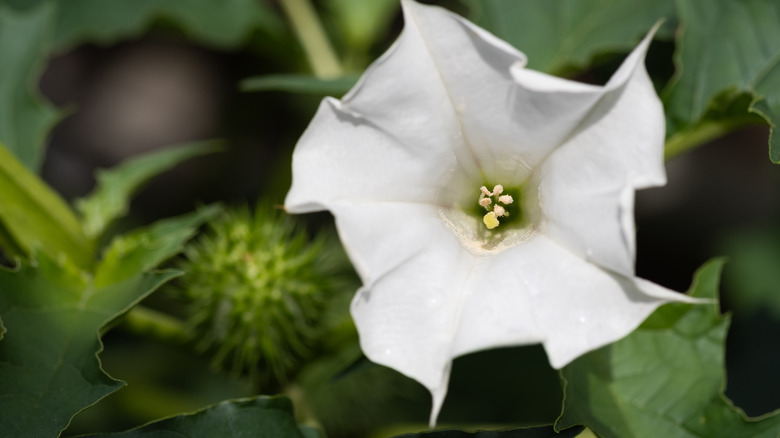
[0,255,179,438]
[556,260,780,437]
[462,0,675,75]
[0,1,59,171]
[664,0,780,162]
[76,141,222,239]
[94,205,220,287]
[77,396,317,438]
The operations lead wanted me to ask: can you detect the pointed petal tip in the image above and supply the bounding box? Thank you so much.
[427,376,449,428]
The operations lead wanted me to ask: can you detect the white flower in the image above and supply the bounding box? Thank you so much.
[286,0,700,425]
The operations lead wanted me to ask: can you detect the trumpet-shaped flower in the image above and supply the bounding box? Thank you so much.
[286,0,699,425]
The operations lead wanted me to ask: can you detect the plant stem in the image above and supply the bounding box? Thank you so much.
[664,117,763,161]
[278,0,343,78]
[121,305,190,343]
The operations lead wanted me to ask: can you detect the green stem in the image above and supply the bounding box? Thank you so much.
[664,117,762,161]
[121,305,190,343]
[278,0,343,78]
[283,383,323,430]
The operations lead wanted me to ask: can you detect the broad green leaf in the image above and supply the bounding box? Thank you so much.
[461,0,675,75]
[394,425,584,438]
[0,142,91,268]
[0,254,179,438]
[556,260,780,438]
[0,1,59,170]
[94,205,220,287]
[664,0,780,162]
[50,0,283,50]
[76,141,221,239]
[78,396,315,438]
[664,88,765,160]
[240,74,359,96]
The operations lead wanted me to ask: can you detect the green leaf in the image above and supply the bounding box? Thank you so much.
[0,1,59,170]
[462,0,675,75]
[50,0,283,50]
[557,260,780,438]
[94,205,221,287]
[0,142,92,268]
[0,255,179,438]
[664,0,780,162]
[394,425,584,438]
[77,396,315,438]
[240,74,359,96]
[664,88,766,160]
[76,141,222,239]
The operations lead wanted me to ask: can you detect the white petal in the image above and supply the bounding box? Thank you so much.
[399,0,616,183]
[343,202,475,425]
[285,99,458,213]
[351,227,698,426]
[533,27,665,276]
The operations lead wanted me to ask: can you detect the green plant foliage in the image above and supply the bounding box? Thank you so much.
[0,201,218,437]
[663,88,766,160]
[0,1,59,171]
[0,143,91,268]
[240,74,360,96]
[76,396,319,438]
[461,0,674,75]
[3,0,285,51]
[0,254,179,438]
[94,205,221,287]
[76,141,222,239]
[664,0,780,162]
[556,260,780,437]
[395,425,584,438]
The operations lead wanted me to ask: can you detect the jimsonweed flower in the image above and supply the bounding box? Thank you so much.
[286,0,700,424]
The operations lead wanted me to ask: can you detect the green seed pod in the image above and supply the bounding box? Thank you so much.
[177,203,344,386]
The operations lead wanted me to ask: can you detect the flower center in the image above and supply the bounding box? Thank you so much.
[478,184,515,229]
[439,180,537,254]
[472,183,525,232]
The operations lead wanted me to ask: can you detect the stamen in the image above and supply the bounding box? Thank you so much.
[480,186,491,196]
[483,211,499,229]
[493,185,503,196]
[479,198,492,208]
[493,205,506,217]
[498,195,513,205]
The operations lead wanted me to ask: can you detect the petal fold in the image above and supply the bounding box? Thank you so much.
[532,26,666,276]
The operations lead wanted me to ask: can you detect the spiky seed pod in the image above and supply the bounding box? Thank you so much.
[177,203,340,386]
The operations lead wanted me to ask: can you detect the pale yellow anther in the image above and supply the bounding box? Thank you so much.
[479,198,492,208]
[480,186,491,196]
[493,205,506,217]
[483,211,499,229]
[493,185,503,196]
[498,195,513,205]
